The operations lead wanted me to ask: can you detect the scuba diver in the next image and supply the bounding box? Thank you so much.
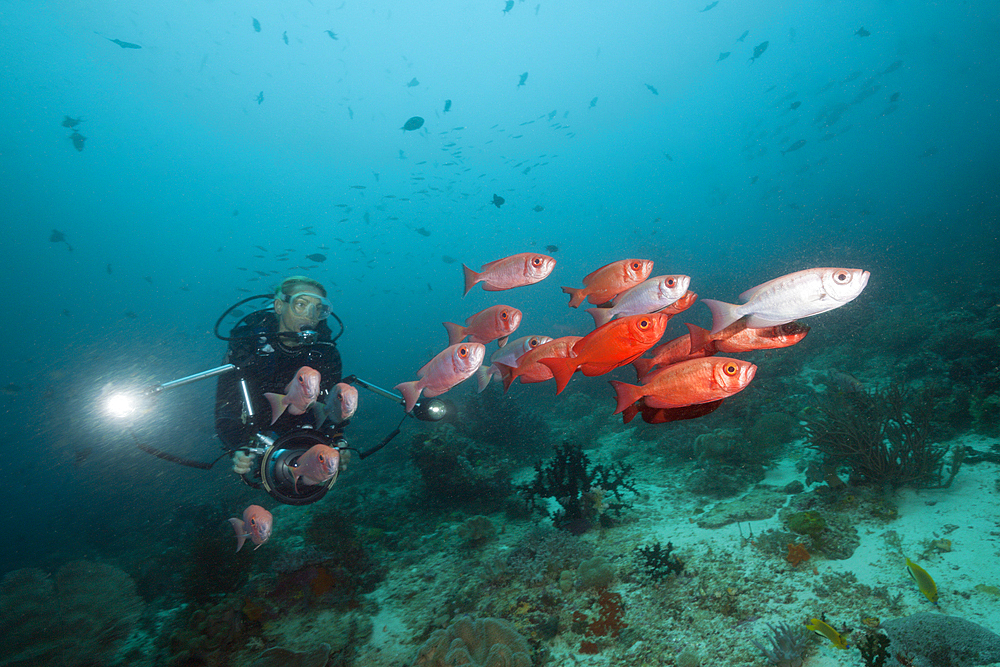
[215,275,348,505]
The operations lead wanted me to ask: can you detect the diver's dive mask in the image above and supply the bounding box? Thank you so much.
[282,292,332,321]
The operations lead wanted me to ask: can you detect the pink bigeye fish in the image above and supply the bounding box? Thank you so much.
[328,382,358,423]
[444,304,523,347]
[292,444,341,493]
[474,335,553,392]
[228,504,273,552]
[264,366,321,424]
[701,267,869,334]
[395,343,486,412]
[462,253,556,295]
[587,274,691,327]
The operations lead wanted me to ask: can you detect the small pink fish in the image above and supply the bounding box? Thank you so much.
[293,444,341,492]
[444,304,523,347]
[395,343,486,412]
[474,334,553,391]
[264,366,320,424]
[462,253,556,296]
[228,505,273,552]
[328,382,359,423]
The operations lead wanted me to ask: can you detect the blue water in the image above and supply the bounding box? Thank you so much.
[1,0,997,610]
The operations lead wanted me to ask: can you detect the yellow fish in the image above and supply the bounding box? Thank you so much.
[806,618,848,649]
[906,557,939,604]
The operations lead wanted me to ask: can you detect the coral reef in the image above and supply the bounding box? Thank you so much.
[457,515,498,548]
[250,643,330,667]
[492,524,594,588]
[409,425,513,509]
[1,561,144,667]
[751,621,813,667]
[881,612,1000,667]
[805,385,953,489]
[576,556,615,589]
[637,541,684,581]
[518,441,636,533]
[414,617,532,667]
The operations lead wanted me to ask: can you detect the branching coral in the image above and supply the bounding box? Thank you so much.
[805,385,952,489]
[414,617,531,667]
[518,441,636,533]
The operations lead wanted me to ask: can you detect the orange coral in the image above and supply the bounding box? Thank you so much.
[786,543,810,567]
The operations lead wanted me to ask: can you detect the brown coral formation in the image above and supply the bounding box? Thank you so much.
[1,560,144,667]
[415,617,532,667]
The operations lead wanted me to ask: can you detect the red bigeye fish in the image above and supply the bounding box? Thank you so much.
[328,382,358,423]
[621,399,724,425]
[686,321,810,355]
[228,504,273,552]
[701,267,869,334]
[444,305,523,347]
[633,333,713,382]
[496,336,582,390]
[395,343,486,412]
[562,259,653,308]
[609,357,756,414]
[587,275,690,327]
[264,366,320,424]
[462,253,556,296]
[539,313,669,394]
[475,335,553,392]
[292,444,341,493]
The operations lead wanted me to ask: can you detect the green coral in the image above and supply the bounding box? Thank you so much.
[787,511,826,538]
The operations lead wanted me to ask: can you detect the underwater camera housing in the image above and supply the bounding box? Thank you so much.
[245,429,339,506]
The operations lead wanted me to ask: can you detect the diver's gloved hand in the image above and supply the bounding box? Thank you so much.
[232,450,256,475]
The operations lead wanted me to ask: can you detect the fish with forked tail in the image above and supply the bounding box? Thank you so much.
[748,41,769,64]
[229,505,272,552]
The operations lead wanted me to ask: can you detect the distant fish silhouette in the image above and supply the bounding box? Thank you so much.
[492,194,505,208]
[855,27,870,37]
[699,1,718,11]
[645,83,658,95]
[50,229,73,251]
[407,77,420,87]
[736,30,749,42]
[252,17,261,32]
[503,0,514,14]
[415,227,431,237]
[401,116,424,131]
[717,52,730,62]
[282,31,288,45]
[306,253,327,262]
[781,139,806,155]
[518,72,528,88]
[533,205,544,212]
[69,131,86,152]
[443,99,452,113]
[62,116,83,128]
[256,91,264,105]
[889,92,900,103]
[105,37,141,49]
[748,41,769,64]
[589,97,598,108]
[325,30,338,40]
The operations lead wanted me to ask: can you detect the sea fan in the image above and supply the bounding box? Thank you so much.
[751,621,811,667]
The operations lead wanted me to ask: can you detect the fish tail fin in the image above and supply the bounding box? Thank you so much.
[562,286,585,308]
[263,392,287,424]
[539,356,578,394]
[700,299,740,335]
[394,381,422,412]
[443,321,467,345]
[621,403,640,424]
[608,380,643,415]
[495,362,517,392]
[228,518,247,552]
[462,264,481,296]
[587,306,612,328]
[632,358,656,382]
[686,322,713,353]
[474,365,494,393]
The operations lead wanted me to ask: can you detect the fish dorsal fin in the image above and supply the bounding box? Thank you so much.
[581,263,611,285]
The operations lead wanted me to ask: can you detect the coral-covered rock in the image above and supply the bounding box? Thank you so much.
[0,561,144,667]
[415,617,531,667]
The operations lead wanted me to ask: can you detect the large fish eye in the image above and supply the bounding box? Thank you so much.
[531,257,542,266]
[458,346,469,357]
[834,271,851,283]
[631,261,642,270]
[318,454,326,463]
[529,338,539,346]
[638,318,651,329]
[666,277,676,287]
[723,363,739,376]
[500,311,508,320]
[250,518,256,526]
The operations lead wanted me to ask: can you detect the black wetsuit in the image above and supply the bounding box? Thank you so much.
[215,311,343,450]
